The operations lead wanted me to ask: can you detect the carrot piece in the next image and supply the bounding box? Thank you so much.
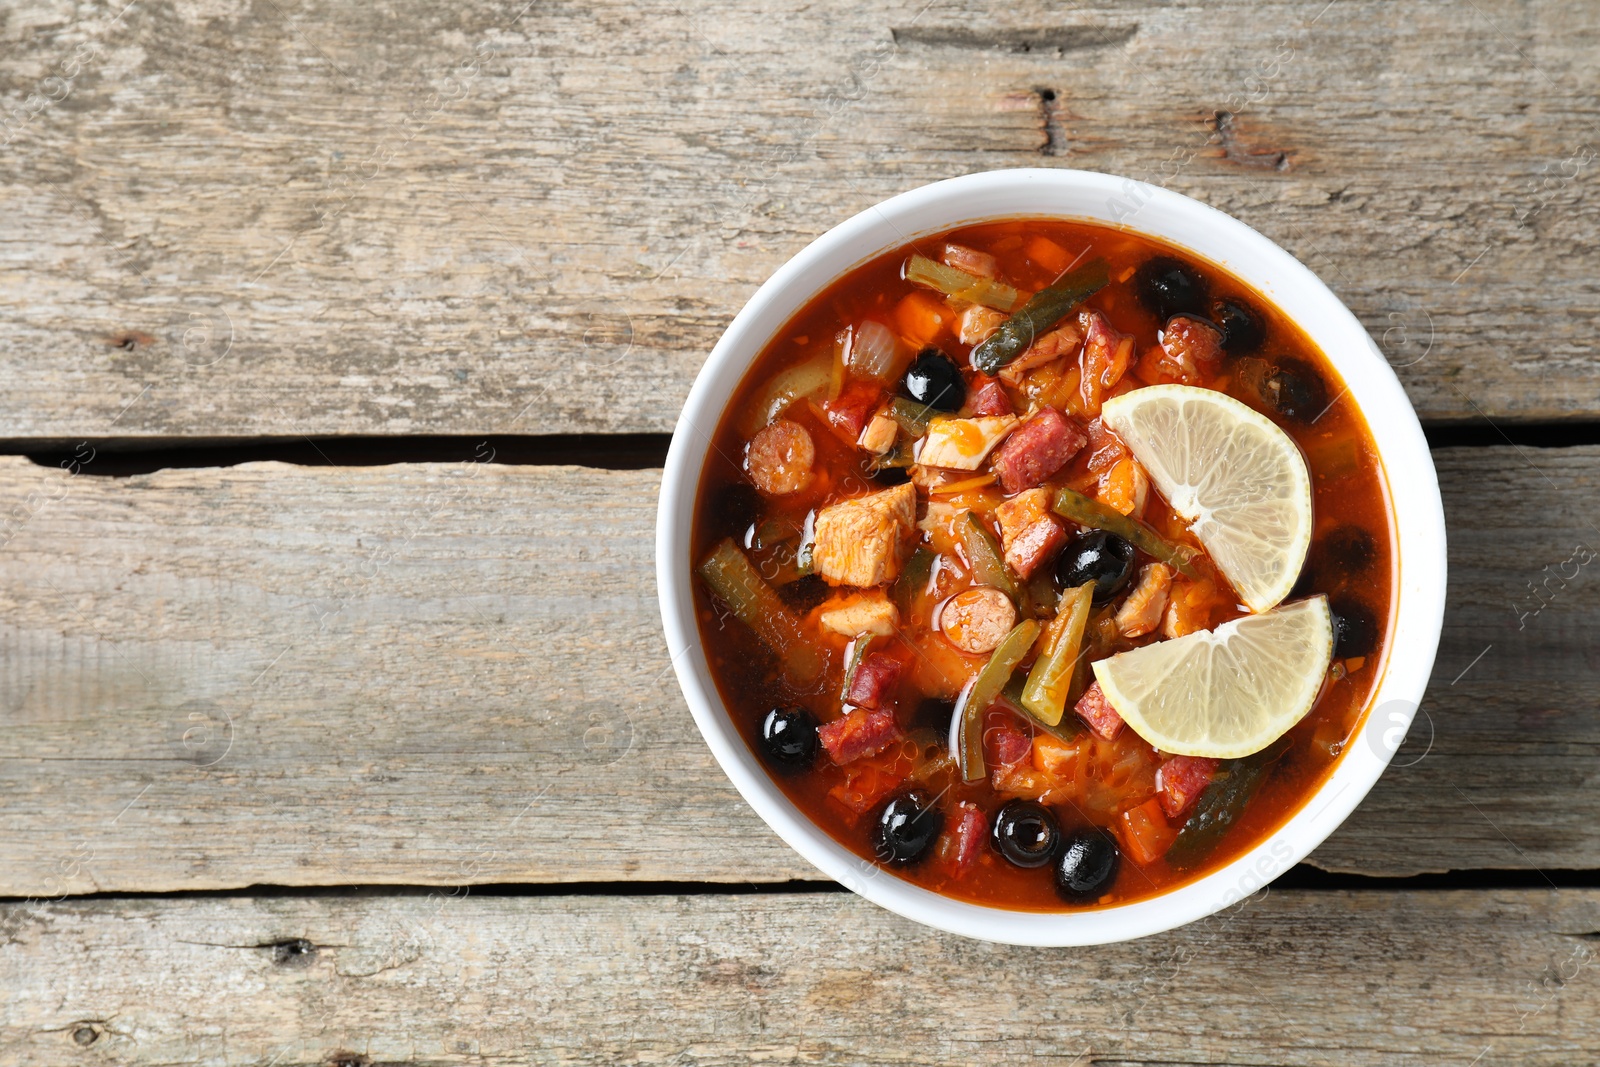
[1118,798,1178,865]
[893,290,956,348]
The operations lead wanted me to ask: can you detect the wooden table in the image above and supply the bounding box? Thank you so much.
[2,0,1597,1062]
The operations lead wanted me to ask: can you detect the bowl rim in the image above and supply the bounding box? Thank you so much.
[655,167,1447,946]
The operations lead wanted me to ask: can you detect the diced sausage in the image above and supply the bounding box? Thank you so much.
[823,381,883,440]
[943,242,999,278]
[916,415,1019,470]
[1115,562,1174,638]
[819,593,899,637]
[1156,755,1219,818]
[939,587,1017,654]
[744,419,815,496]
[1084,416,1130,475]
[1003,517,1067,580]
[990,407,1087,493]
[845,652,904,710]
[812,483,916,587]
[949,801,987,877]
[1075,681,1125,741]
[1157,315,1224,384]
[818,706,901,765]
[969,378,1013,417]
[987,725,1033,767]
[958,305,1007,346]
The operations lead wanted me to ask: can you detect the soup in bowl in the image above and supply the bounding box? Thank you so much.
[655,169,1446,945]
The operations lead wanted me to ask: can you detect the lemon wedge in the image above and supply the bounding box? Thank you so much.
[1100,384,1313,613]
[1091,596,1334,758]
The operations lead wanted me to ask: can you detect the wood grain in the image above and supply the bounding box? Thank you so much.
[0,0,1596,440]
[3,890,1598,1065]
[0,447,1594,895]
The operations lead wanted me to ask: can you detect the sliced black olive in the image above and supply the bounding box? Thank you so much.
[1329,598,1378,659]
[1055,828,1120,902]
[712,482,762,540]
[1320,525,1376,575]
[1057,529,1137,605]
[872,790,944,866]
[760,706,818,770]
[1134,256,1208,319]
[1211,298,1265,354]
[903,348,966,412]
[1267,358,1329,424]
[992,800,1061,869]
[777,573,829,615]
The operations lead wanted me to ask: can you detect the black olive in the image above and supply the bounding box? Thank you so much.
[760,706,818,770]
[870,465,911,487]
[992,800,1061,869]
[1267,358,1329,424]
[903,348,966,412]
[1211,298,1265,354]
[1134,256,1208,319]
[1320,525,1376,575]
[1057,529,1137,605]
[711,482,762,540]
[872,791,944,866]
[1329,598,1378,659]
[777,573,829,614]
[1055,829,1120,902]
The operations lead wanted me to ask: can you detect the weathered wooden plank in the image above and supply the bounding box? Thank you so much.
[2,890,1597,1066]
[0,0,1596,440]
[0,447,1592,893]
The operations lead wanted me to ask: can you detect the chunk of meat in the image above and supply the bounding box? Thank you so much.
[823,381,884,440]
[1156,315,1224,384]
[1115,562,1174,637]
[812,482,916,587]
[999,322,1083,386]
[992,761,1072,804]
[986,725,1033,767]
[948,801,987,877]
[994,487,1051,546]
[857,410,898,455]
[916,415,1019,470]
[995,488,1069,578]
[991,407,1087,493]
[1097,456,1149,517]
[1075,681,1125,741]
[943,242,999,279]
[845,651,904,710]
[819,593,899,637]
[939,586,1017,654]
[958,305,1007,346]
[1078,311,1135,416]
[744,419,815,496]
[1156,755,1220,818]
[1032,733,1080,777]
[969,377,1013,417]
[1084,416,1130,475]
[1163,577,1222,639]
[818,706,901,765]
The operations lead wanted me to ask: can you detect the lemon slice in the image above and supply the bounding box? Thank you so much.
[1091,596,1333,758]
[1100,384,1313,613]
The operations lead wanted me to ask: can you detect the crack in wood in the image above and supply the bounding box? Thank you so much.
[890,24,1138,54]
[1212,110,1292,171]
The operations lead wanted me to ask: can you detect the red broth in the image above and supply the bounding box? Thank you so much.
[691,218,1394,910]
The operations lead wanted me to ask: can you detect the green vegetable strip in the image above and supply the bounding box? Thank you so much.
[1020,582,1094,727]
[958,619,1040,782]
[736,354,832,438]
[957,511,1019,601]
[1166,738,1292,869]
[970,259,1111,375]
[905,254,1026,313]
[888,397,939,437]
[891,547,935,619]
[1050,487,1204,580]
[697,538,823,685]
[839,635,875,703]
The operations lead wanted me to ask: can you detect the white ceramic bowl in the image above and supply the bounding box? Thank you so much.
[655,168,1447,946]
